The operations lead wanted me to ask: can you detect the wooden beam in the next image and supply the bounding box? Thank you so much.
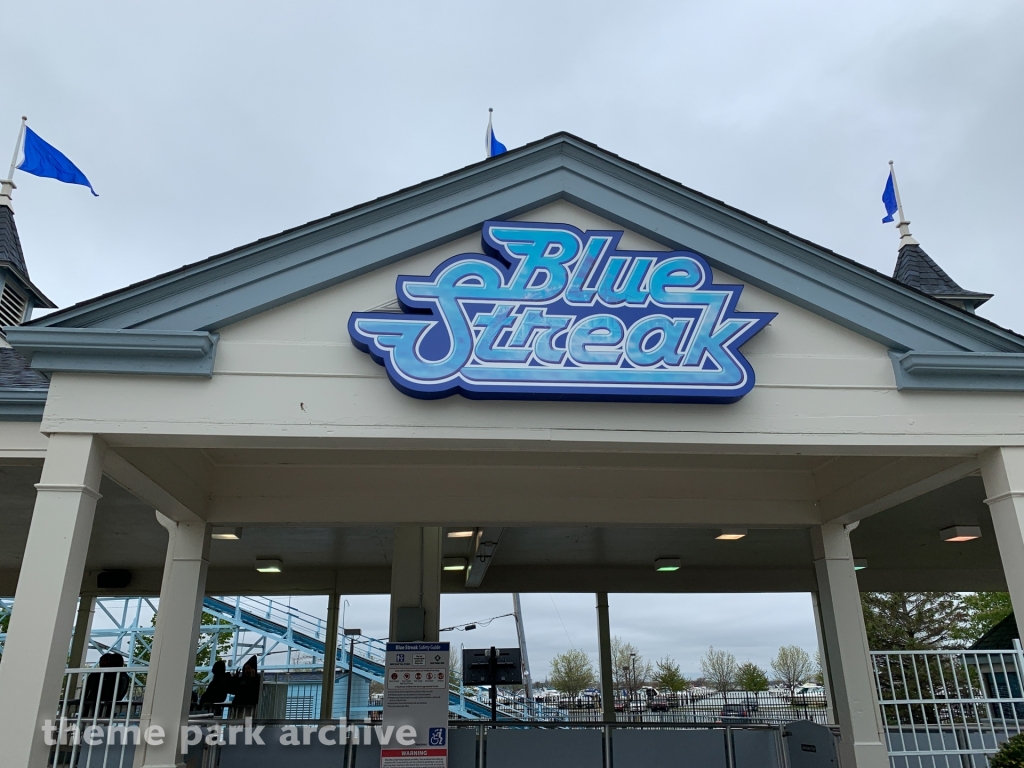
[103,449,207,523]
[464,527,503,588]
[818,457,980,525]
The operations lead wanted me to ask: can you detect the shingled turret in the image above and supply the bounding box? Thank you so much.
[893,241,992,313]
[883,162,991,314]
[0,179,56,335]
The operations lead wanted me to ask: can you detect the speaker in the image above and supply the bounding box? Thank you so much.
[97,570,132,589]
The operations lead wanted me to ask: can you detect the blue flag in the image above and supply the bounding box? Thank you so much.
[17,126,97,196]
[485,112,507,158]
[881,170,897,223]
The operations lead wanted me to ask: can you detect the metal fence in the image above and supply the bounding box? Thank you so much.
[873,645,1024,768]
[44,648,1024,767]
[463,689,830,726]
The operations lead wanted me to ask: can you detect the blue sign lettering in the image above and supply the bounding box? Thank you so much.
[348,222,775,402]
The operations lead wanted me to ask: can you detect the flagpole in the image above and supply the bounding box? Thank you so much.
[0,116,26,209]
[6,117,27,183]
[887,160,918,247]
[486,108,494,158]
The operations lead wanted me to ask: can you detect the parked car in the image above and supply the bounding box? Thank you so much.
[718,703,755,723]
[791,684,826,706]
[648,700,670,712]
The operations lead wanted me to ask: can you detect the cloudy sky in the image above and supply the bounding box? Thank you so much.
[7,1,1023,678]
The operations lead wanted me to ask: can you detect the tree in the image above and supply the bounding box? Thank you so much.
[653,657,690,692]
[195,612,234,670]
[991,731,1024,768]
[813,649,825,686]
[549,649,596,697]
[700,646,738,693]
[735,662,769,693]
[610,637,652,696]
[949,592,1013,645]
[449,651,462,686]
[771,645,813,694]
[861,592,968,650]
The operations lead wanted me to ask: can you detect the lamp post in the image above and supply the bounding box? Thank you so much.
[343,628,361,768]
[630,653,638,719]
[344,628,361,723]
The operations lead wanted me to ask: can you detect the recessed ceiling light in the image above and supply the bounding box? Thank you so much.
[716,528,747,540]
[442,557,468,571]
[447,530,475,538]
[854,559,868,571]
[255,558,283,573]
[940,526,982,543]
[654,558,681,572]
[212,527,242,540]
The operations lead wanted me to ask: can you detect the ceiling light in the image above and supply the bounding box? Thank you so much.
[255,558,283,573]
[940,526,982,543]
[443,557,468,571]
[716,528,747,540]
[447,530,475,538]
[655,558,681,572]
[854,559,868,571]
[212,527,242,540]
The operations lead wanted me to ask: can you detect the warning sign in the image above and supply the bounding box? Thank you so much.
[381,748,448,768]
[381,643,449,768]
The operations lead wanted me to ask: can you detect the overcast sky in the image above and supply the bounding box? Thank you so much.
[206,593,819,681]
[7,2,1022,679]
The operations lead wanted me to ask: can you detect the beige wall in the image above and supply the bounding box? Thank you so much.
[36,201,1024,451]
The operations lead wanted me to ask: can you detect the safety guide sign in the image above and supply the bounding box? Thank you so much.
[381,642,450,768]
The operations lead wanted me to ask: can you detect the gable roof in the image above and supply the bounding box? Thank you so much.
[0,347,50,421]
[7,132,1024,387]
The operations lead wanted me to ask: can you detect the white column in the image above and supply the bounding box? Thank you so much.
[981,448,1024,620]
[812,523,888,768]
[67,594,97,699]
[320,591,340,719]
[133,513,210,768]
[810,591,836,725]
[389,527,441,642]
[0,433,105,768]
[69,594,97,667]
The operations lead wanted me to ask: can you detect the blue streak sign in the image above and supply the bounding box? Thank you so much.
[348,222,775,402]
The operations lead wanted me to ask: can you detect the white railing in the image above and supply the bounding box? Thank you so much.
[51,666,149,768]
[872,645,1024,768]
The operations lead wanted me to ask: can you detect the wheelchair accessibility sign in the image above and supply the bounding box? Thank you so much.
[428,728,447,747]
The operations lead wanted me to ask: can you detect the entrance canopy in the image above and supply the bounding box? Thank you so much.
[3,131,1024,768]
[0,133,1018,599]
